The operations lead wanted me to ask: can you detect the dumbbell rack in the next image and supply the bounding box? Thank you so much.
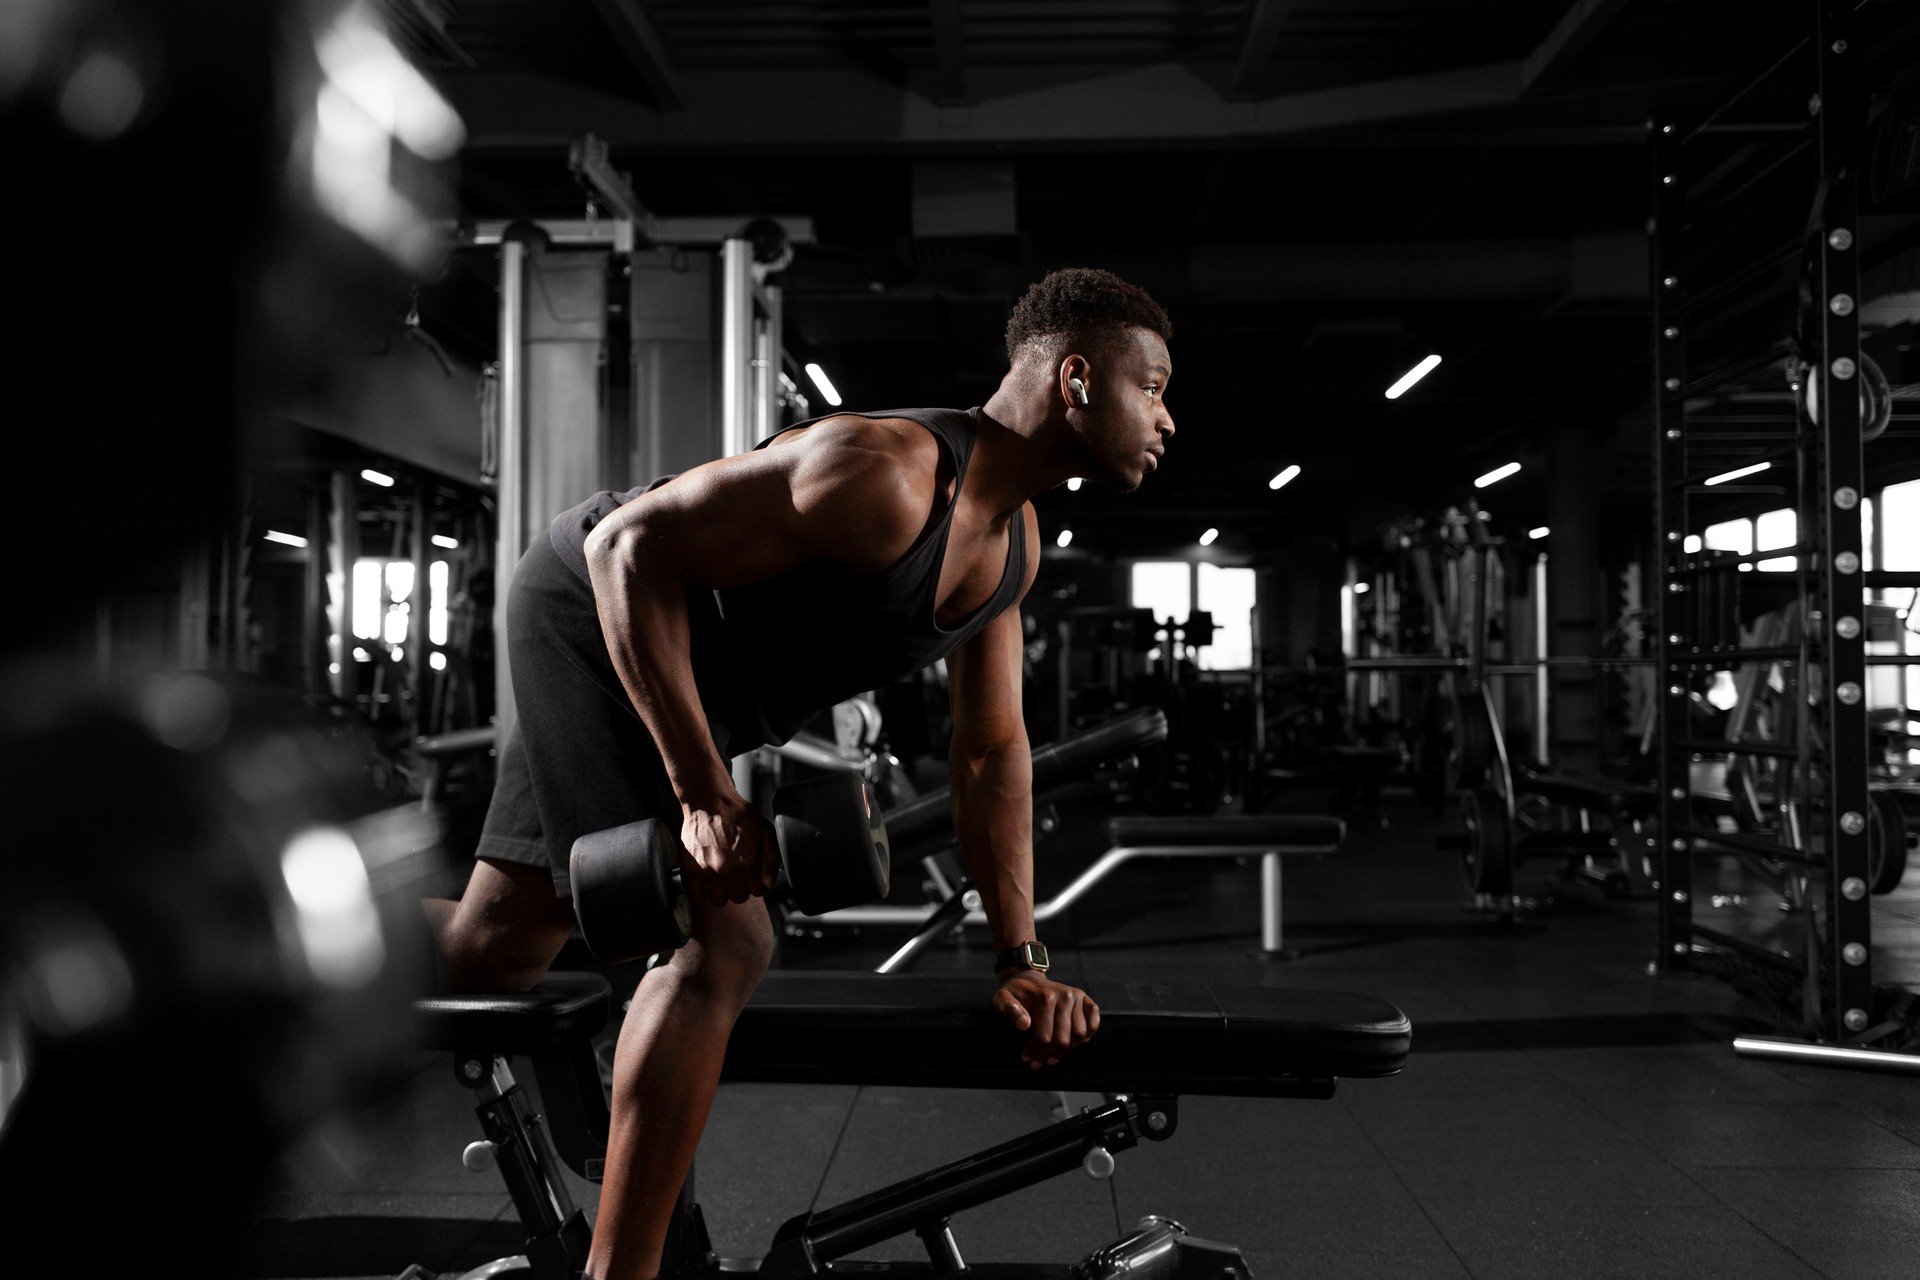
[1647,0,1876,1045]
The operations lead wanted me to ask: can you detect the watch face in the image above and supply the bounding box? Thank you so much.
[1024,942,1050,970]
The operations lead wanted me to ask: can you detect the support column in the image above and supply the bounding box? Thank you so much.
[720,238,754,458]
[494,232,530,744]
[1546,424,1601,774]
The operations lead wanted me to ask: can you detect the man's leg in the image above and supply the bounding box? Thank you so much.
[588,892,775,1280]
[429,856,578,992]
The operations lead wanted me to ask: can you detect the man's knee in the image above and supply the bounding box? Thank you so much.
[676,899,774,1007]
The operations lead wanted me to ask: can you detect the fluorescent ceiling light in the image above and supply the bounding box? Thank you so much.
[1056,529,1073,549]
[1474,462,1521,489]
[361,468,394,487]
[1529,526,1549,540]
[1705,461,1770,486]
[1199,528,1219,547]
[1384,353,1442,400]
[264,530,309,548]
[804,362,841,407]
[1067,477,1082,492]
[1353,582,1371,594]
[431,534,459,549]
[1269,464,1301,491]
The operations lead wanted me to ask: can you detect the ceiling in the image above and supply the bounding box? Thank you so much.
[389,0,1920,558]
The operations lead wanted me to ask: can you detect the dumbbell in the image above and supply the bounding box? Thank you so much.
[569,770,891,964]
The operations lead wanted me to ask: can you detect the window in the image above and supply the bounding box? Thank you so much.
[1754,508,1795,573]
[1129,561,1256,672]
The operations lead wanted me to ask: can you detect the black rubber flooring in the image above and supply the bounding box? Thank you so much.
[235,787,1920,1280]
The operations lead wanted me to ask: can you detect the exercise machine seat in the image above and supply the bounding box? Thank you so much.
[723,971,1409,1095]
[1103,815,1344,847]
[414,971,611,1055]
[1513,765,1658,816]
[884,707,1170,849]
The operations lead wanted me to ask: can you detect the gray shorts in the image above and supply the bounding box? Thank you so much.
[474,534,682,899]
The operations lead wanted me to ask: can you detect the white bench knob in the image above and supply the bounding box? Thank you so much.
[462,1140,498,1172]
[1082,1145,1115,1180]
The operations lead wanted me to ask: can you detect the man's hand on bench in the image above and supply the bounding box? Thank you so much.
[992,974,1102,1069]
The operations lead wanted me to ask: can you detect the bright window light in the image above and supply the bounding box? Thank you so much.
[1528,527,1549,540]
[429,651,447,671]
[1199,528,1219,547]
[431,534,459,549]
[264,529,309,548]
[1705,461,1769,486]
[1384,353,1443,400]
[1131,562,1191,627]
[1269,465,1301,491]
[1056,529,1073,549]
[1684,535,1703,553]
[804,362,842,407]
[1067,478,1083,492]
[1197,562,1257,670]
[430,560,449,645]
[1704,519,1753,556]
[361,468,395,487]
[1474,462,1521,489]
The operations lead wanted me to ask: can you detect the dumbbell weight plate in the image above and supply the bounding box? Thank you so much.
[1868,790,1909,895]
[570,818,691,965]
[773,770,891,916]
[1458,786,1513,897]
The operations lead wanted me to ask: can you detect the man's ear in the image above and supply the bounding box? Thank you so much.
[1058,354,1091,408]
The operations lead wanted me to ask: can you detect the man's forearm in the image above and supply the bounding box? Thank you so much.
[948,739,1036,952]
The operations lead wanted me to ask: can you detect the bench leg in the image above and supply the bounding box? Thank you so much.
[1261,852,1285,954]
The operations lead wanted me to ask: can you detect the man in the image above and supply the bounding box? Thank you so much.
[429,267,1176,1280]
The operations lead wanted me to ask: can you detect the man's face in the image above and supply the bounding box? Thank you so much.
[1072,327,1175,494]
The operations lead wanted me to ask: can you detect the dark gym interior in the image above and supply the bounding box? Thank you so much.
[6,2,1920,1277]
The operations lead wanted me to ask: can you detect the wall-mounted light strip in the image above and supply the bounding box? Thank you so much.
[1067,477,1083,491]
[361,468,394,487]
[1529,526,1549,540]
[1384,354,1442,400]
[804,362,842,407]
[1704,461,1770,486]
[1474,462,1520,489]
[1056,529,1073,549]
[264,530,309,548]
[431,534,459,549]
[1198,528,1219,547]
[1268,464,1301,491]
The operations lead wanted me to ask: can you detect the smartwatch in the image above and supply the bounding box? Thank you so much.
[993,940,1051,976]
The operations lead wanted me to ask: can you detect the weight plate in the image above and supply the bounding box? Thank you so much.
[1459,786,1513,897]
[570,818,690,964]
[1869,790,1909,895]
[773,770,891,915]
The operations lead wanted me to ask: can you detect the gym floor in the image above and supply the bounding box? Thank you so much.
[239,787,1920,1280]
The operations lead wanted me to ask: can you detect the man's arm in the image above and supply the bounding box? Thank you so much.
[582,419,937,905]
[946,504,1100,1067]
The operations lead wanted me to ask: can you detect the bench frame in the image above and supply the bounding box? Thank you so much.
[415,977,1352,1280]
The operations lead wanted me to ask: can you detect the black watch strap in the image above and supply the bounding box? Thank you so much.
[993,941,1050,974]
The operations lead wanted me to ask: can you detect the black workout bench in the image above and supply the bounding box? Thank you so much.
[409,971,1411,1280]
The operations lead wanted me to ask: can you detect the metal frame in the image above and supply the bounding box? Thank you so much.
[1648,0,1884,1045]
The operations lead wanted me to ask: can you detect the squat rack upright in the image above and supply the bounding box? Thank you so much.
[1649,0,1913,1054]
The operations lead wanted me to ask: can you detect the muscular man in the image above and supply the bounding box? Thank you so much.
[429,267,1175,1280]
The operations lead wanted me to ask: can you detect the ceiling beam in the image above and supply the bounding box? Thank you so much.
[585,0,684,110]
[1521,0,1633,94]
[1228,0,1298,100]
[443,59,1531,152]
[928,0,967,105]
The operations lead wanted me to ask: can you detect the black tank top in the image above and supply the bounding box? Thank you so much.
[548,407,1028,754]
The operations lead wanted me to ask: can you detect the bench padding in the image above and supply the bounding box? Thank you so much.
[722,971,1408,1094]
[1103,815,1344,847]
[414,971,610,1054]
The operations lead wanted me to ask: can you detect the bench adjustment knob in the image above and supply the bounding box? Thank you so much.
[462,1140,498,1172]
[1082,1145,1115,1180]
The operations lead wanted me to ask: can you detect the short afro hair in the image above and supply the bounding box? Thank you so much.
[1004,268,1172,366]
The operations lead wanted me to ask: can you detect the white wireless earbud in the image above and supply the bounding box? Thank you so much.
[1069,378,1089,406]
